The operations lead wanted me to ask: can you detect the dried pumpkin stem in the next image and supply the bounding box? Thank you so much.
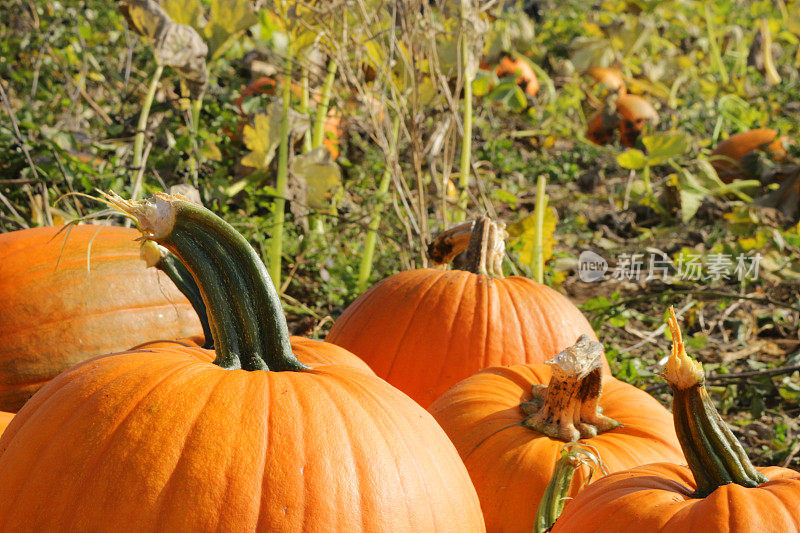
[427,216,506,277]
[663,307,768,498]
[521,335,619,441]
[107,191,306,373]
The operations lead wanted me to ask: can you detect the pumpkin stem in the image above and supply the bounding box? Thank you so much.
[427,216,506,276]
[107,191,306,372]
[534,444,603,533]
[141,240,214,349]
[521,335,619,441]
[663,307,768,498]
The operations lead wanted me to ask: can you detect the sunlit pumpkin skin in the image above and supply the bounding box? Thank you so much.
[0,347,482,532]
[551,463,800,532]
[137,336,375,375]
[496,56,539,97]
[0,193,485,532]
[0,412,12,436]
[328,268,603,407]
[551,308,800,533]
[0,225,202,412]
[429,358,684,533]
[711,128,787,183]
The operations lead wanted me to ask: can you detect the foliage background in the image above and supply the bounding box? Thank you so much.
[2,0,800,468]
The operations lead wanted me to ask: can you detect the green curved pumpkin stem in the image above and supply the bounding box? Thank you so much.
[521,335,620,441]
[427,216,506,277]
[141,240,213,349]
[663,307,768,498]
[534,444,604,533]
[109,192,306,372]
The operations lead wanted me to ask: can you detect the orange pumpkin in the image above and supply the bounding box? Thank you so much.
[711,129,788,182]
[328,218,604,408]
[615,94,658,147]
[496,55,539,97]
[0,193,485,532]
[551,308,800,532]
[0,412,12,436]
[0,225,202,412]
[429,335,683,533]
[585,67,626,95]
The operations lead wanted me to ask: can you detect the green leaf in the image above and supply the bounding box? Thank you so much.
[472,69,497,97]
[676,167,710,222]
[616,149,647,170]
[487,80,527,111]
[642,132,690,164]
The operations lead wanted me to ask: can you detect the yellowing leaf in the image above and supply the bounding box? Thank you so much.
[616,149,647,170]
[507,208,558,268]
[241,102,310,169]
[205,0,257,59]
[290,148,341,209]
[162,0,203,28]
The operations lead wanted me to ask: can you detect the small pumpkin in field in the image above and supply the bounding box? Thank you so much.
[496,55,539,97]
[0,225,202,412]
[551,308,800,532]
[586,93,658,148]
[0,193,484,532]
[327,217,602,407]
[585,67,626,95]
[711,128,788,183]
[429,335,684,533]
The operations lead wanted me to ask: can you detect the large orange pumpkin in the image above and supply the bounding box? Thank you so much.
[0,225,202,412]
[429,335,683,533]
[0,193,485,532]
[0,411,12,436]
[551,308,800,532]
[327,218,603,407]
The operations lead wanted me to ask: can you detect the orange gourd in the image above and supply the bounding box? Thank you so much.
[615,94,658,147]
[711,129,788,182]
[328,218,604,407]
[0,225,202,412]
[0,193,485,532]
[551,308,800,532]
[496,55,539,97]
[585,67,626,95]
[429,336,684,533]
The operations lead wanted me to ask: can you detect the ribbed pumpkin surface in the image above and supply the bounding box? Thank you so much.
[327,269,601,407]
[551,463,800,532]
[0,225,202,411]
[429,364,684,533]
[0,347,485,532]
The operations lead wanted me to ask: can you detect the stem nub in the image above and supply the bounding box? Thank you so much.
[521,335,619,441]
[427,216,506,277]
[663,307,768,498]
[108,192,306,373]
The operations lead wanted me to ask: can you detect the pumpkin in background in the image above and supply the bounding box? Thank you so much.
[551,308,800,532]
[0,225,202,412]
[496,55,539,97]
[429,335,684,533]
[711,128,788,182]
[0,193,485,532]
[327,217,603,407]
